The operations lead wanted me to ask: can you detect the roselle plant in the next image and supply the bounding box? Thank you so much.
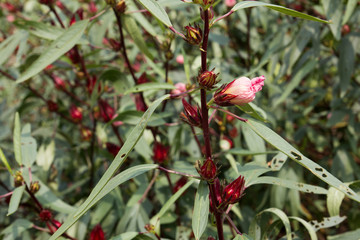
[1,0,359,239]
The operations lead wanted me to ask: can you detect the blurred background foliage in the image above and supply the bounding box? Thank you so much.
[0,0,359,239]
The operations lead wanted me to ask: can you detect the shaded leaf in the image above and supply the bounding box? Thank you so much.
[137,0,172,27]
[192,181,209,240]
[7,185,25,216]
[124,82,175,94]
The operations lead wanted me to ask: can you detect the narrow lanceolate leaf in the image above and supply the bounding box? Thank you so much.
[231,1,329,24]
[192,181,209,240]
[137,0,172,27]
[50,95,169,240]
[242,119,360,202]
[124,82,175,94]
[249,208,292,240]
[310,216,347,232]
[0,30,28,66]
[289,217,317,240]
[327,187,345,217]
[233,234,253,240]
[7,185,25,216]
[237,102,267,122]
[151,179,196,223]
[16,20,89,84]
[13,112,22,166]
[0,148,13,175]
[21,124,37,168]
[250,176,328,194]
[123,15,154,60]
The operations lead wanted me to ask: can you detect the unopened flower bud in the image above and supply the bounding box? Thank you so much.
[98,99,115,123]
[90,224,105,240]
[81,127,92,141]
[185,24,202,45]
[223,175,246,204]
[214,75,265,106]
[39,0,54,6]
[115,0,126,13]
[152,142,170,164]
[47,100,59,112]
[14,171,24,187]
[198,69,219,89]
[171,83,187,97]
[165,51,174,60]
[109,38,121,51]
[225,0,236,7]
[198,158,217,181]
[70,105,83,122]
[145,224,156,233]
[200,7,214,21]
[53,75,67,90]
[180,99,202,128]
[39,209,52,222]
[30,181,40,194]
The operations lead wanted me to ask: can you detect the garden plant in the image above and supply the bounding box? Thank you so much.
[0,0,359,239]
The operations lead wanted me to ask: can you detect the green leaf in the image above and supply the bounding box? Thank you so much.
[0,219,33,237]
[310,216,346,231]
[0,30,28,66]
[192,181,209,240]
[0,148,13,175]
[231,1,329,24]
[16,20,89,84]
[123,15,154,60]
[127,1,157,36]
[50,95,169,240]
[21,124,37,168]
[289,217,317,240]
[7,185,25,216]
[237,102,267,122]
[249,208,292,240]
[327,187,345,217]
[124,82,175,94]
[242,119,360,203]
[111,232,138,240]
[250,176,328,194]
[338,35,355,97]
[342,0,357,25]
[137,0,172,27]
[151,179,196,224]
[322,0,342,40]
[273,59,317,108]
[13,112,22,166]
[233,234,253,240]
[328,228,360,240]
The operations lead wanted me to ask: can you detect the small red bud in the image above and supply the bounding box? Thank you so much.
[81,127,92,141]
[39,209,52,222]
[89,1,97,14]
[223,175,246,204]
[69,105,83,122]
[66,48,81,64]
[180,99,202,128]
[53,75,67,90]
[108,38,121,51]
[198,69,219,89]
[115,0,126,13]
[98,99,115,123]
[199,158,217,181]
[152,142,170,164]
[144,224,156,233]
[14,171,24,187]
[47,100,59,112]
[90,224,105,240]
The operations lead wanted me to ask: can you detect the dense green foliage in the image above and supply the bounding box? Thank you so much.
[0,0,359,239]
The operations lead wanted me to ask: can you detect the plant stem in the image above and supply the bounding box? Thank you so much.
[138,170,159,204]
[158,166,200,179]
[200,8,225,240]
[225,214,242,235]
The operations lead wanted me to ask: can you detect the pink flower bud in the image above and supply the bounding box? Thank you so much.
[225,0,236,7]
[171,83,187,96]
[89,1,97,14]
[223,175,246,204]
[39,209,52,222]
[214,75,265,106]
[90,224,105,240]
[53,75,66,90]
[176,55,184,64]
